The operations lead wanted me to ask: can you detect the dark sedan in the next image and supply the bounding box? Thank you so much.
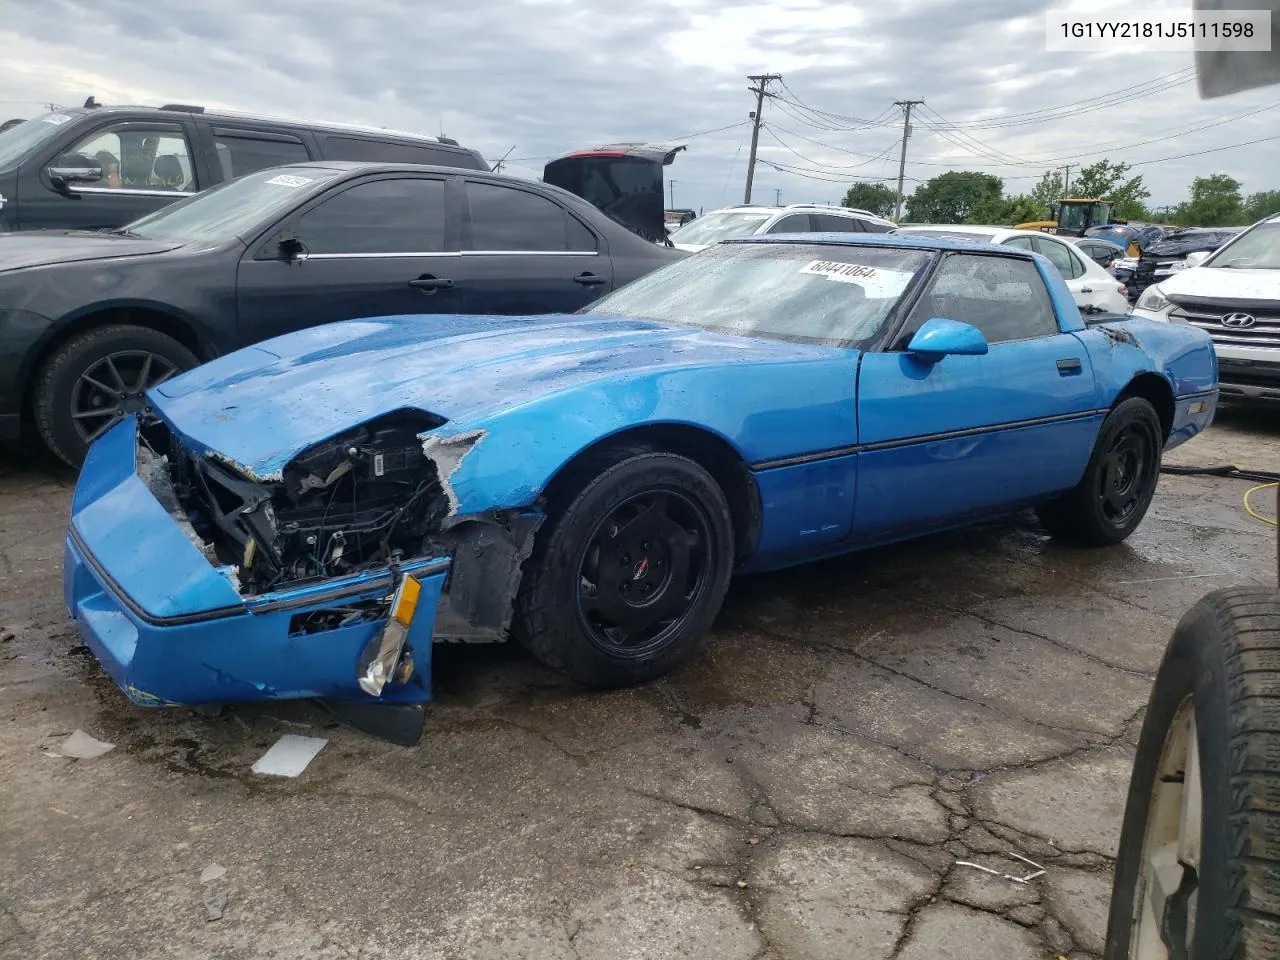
[0,162,683,465]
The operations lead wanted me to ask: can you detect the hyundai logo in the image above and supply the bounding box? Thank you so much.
[1222,313,1257,328]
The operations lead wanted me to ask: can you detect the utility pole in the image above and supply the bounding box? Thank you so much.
[1060,164,1072,194]
[893,99,924,222]
[669,180,676,209]
[775,188,782,205]
[490,146,516,174]
[744,73,781,204]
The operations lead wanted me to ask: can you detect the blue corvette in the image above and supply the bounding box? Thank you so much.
[64,234,1218,742]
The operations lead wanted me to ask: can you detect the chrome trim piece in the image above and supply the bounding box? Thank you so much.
[295,250,599,260]
[461,250,600,257]
[298,252,460,260]
[70,187,196,198]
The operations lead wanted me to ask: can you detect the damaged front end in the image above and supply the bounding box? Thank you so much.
[64,409,542,742]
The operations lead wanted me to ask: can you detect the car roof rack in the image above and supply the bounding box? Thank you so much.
[160,103,206,113]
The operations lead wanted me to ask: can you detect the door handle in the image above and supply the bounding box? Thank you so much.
[408,275,454,293]
[1057,358,1082,375]
[1080,287,1094,293]
[573,272,608,287]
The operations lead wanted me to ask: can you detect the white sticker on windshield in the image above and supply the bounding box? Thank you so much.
[799,260,915,297]
[264,174,314,188]
[43,114,73,125]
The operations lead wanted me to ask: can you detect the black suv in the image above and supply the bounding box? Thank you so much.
[0,162,683,465]
[0,101,487,232]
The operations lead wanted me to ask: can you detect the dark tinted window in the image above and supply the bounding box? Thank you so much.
[321,135,480,169]
[296,177,446,254]
[1034,237,1085,279]
[860,219,895,234]
[812,213,861,232]
[464,181,595,252]
[903,253,1058,345]
[213,134,311,179]
[766,214,812,234]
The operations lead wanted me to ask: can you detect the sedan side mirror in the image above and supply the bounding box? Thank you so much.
[47,165,103,191]
[907,317,989,362]
[1184,250,1210,268]
[277,237,307,262]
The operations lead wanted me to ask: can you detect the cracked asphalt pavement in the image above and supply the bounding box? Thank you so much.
[2,407,1278,960]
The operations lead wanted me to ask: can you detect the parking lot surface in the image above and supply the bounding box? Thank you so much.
[2,408,1278,960]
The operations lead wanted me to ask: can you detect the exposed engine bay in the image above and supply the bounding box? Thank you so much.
[139,411,451,596]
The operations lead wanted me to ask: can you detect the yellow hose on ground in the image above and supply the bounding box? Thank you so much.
[1243,482,1279,527]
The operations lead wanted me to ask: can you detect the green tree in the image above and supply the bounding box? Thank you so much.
[1177,174,1244,226]
[1244,189,1280,222]
[1029,170,1065,221]
[963,194,1042,226]
[1071,159,1150,219]
[905,171,1003,223]
[841,182,897,218]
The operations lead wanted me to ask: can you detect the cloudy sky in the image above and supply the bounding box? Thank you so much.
[2,0,1277,214]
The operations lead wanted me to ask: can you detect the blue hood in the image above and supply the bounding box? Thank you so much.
[149,312,842,478]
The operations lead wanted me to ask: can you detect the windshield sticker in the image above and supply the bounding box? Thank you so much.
[43,114,73,125]
[799,260,915,296]
[264,174,314,188]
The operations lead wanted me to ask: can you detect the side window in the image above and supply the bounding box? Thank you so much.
[812,213,861,232]
[859,219,895,234]
[901,254,1060,346]
[321,135,477,168]
[766,214,813,234]
[295,178,446,254]
[57,126,196,192]
[464,181,596,253]
[212,132,311,179]
[1002,235,1036,251]
[1034,237,1086,279]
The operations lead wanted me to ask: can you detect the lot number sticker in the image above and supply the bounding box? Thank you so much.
[264,174,314,188]
[800,260,914,297]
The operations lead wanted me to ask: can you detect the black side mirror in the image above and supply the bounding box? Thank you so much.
[47,164,103,192]
[277,237,307,262]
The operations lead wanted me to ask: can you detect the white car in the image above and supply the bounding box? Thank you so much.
[668,203,896,252]
[1132,213,1280,403]
[895,224,1132,315]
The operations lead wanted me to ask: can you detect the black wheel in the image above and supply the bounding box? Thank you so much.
[514,446,734,688]
[33,324,197,467]
[1105,588,1280,960]
[1038,396,1163,546]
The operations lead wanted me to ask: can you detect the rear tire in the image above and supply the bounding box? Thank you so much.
[1104,588,1280,959]
[514,446,734,688]
[1038,396,1162,546]
[33,324,197,467]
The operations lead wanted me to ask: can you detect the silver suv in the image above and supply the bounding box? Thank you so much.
[669,203,896,252]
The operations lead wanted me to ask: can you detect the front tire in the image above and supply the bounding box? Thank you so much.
[1038,396,1163,546]
[33,324,197,467]
[1104,588,1280,959]
[514,447,735,688]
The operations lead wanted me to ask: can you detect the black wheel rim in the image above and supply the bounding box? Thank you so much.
[1096,420,1157,527]
[575,487,715,660]
[70,351,180,444]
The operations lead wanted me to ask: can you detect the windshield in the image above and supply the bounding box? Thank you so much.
[583,241,933,347]
[669,211,771,246]
[0,112,80,170]
[1207,222,1280,269]
[122,166,339,244]
[897,228,995,243]
[1058,203,1092,232]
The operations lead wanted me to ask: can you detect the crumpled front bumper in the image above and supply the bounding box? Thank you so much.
[63,415,451,707]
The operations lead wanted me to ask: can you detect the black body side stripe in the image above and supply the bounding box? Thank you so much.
[751,408,1109,471]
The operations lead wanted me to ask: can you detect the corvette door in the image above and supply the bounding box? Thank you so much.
[853,252,1102,537]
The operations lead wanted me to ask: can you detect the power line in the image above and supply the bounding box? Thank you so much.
[761,124,899,172]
